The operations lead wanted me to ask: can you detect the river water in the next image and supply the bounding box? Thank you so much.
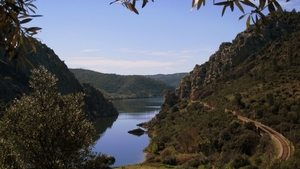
[93,98,164,167]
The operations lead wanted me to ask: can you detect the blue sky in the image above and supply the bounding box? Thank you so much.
[30,0,300,75]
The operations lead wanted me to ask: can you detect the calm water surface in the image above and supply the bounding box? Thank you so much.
[93,98,164,167]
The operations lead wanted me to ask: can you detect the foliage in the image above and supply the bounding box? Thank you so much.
[145,11,300,168]
[230,154,250,168]
[198,12,300,151]
[113,0,288,28]
[145,100,262,168]
[162,154,177,165]
[175,154,200,165]
[145,73,188,87]
[70,68,175,99]
[176,127,199,153]
[213,0,284,28]
[179,156,206,169]
[0,66,115,169]
[0,0,42,67]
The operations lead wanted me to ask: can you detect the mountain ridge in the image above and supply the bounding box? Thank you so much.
[145,73,188,87]
[70,68,178,99]
[144,11,300,168]
[0,43,118,119]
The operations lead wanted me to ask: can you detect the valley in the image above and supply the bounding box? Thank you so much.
[0,8,300,169]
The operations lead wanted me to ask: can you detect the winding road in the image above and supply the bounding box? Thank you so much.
[237,115,292,160]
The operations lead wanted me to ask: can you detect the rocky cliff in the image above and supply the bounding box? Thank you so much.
[0,42,118,119]
[144,11,300,168]
[175,11,300,100]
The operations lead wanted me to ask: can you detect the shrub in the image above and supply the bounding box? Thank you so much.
[150,142,159,153]
[230,155,250,168]
[182,158,201,168]
[144,153,156,163]
[162,155,177,165]
[160,148,173,160]
[176,154,197,164]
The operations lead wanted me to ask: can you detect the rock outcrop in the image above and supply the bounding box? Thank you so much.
[175,11,300,100]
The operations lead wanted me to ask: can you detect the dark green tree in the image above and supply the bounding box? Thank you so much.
[233,92,244,108]
[177,127,200,153]
[267,93,275,106]
[0,66,115,169]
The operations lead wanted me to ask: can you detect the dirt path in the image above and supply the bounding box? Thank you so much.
[237,115,291,160]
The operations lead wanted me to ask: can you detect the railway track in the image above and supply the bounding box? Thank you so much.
[237,115,291,160]
[197,101,292,160]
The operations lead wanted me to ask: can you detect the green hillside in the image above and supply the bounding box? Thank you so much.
[70,69,175,99]
[145,73,188,87]
[142,11,300,169]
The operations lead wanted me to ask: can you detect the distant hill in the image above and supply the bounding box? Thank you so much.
[145,73,188,87]
[70,69,176,99]
[0,44,118,119]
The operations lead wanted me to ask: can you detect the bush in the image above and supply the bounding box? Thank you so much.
[150,142,159,153]
[162,155,177,165]
[176,154,197,164]
[230,155,250,168]
[160,148,173,160]
[243,122,256,131]
[144,153,156,163]
[182,158,201,168]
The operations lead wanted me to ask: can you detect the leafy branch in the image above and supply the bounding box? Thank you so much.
[112,0,288,29]
[192,0,285,28]
[0,0,42,67]
[109,0,154,15]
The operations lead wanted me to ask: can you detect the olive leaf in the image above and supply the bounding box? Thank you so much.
[0,0,42,67]
[124,1,139,15]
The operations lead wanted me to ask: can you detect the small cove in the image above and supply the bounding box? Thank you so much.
[93,98,164,167]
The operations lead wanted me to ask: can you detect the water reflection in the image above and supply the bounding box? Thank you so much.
[93,115,118,140]
[113,98,164,113]
[93,98,163,167]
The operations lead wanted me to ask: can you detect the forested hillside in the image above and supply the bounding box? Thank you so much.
[145,73,188,87]
[143,11,300,169]
[0,43,118,119]
[70,69,175,99]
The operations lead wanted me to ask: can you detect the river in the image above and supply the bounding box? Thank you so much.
[93,98,164,167]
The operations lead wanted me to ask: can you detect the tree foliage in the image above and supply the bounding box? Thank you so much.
[145,100,263,168]
[0,66,115,169]
[114,0,289,28]
[0,0,42,67]
[176,127,200,153]
[144,11,300,168]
